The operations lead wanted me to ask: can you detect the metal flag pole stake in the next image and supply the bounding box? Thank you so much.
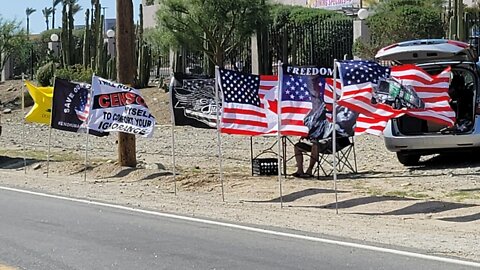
[277,61,284,209]
[46,127,52,177]
[214,67,225,202]
[333,59,339,214]
[84,129,89,182]
[21,73,27,174]
[84,76,95,182]
[168,76,177,196]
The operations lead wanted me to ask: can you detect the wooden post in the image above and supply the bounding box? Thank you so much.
[116,0,137,167]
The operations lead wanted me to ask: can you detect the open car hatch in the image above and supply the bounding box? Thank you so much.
[375,39,477,64]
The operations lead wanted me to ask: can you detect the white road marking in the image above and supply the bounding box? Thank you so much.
[1,185,479,268]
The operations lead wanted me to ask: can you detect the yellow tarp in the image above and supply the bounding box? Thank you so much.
[24,81,53,125]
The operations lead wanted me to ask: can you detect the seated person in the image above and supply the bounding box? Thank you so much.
[293,135,351,178]
[293,99,356,178]
[293,138,318,178]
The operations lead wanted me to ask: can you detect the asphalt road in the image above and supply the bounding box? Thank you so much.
[0,187,478,270]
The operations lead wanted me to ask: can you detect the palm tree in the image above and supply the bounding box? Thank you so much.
[25,7,37,36]
[52,0,63,29]
[72,4,83,15]
[42,7,54,30]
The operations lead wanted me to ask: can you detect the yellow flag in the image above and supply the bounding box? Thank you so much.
[25,81,54,125]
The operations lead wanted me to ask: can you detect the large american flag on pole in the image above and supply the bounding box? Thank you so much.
[337,60,454,135]
[279,71,325,137]
[392,64,454,126]
[218,68,277,135]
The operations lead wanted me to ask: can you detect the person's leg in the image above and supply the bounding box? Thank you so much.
[294,143,305,175]
[305,143,318,176]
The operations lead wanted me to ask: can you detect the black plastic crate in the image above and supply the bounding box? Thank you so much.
[252,158,278,176]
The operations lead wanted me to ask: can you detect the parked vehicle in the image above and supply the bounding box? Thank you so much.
[375,39,479,165]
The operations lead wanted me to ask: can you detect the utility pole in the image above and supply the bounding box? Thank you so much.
[116,0,137,167]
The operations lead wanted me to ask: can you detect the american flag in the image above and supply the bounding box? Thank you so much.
[279,73,324,137]
[324,77,390,136]
[75,86,91,122]
[218,68,274,136]
[337,60,406,135]
[392,64,454,126]
[338,61,454,135]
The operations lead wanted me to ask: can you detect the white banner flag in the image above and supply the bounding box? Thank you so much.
[88,76,156,137]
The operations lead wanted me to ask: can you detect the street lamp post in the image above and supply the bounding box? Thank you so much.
[353,8,370,59]
[106,29,116,58]
[48,33,60,58]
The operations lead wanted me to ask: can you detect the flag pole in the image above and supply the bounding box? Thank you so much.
[277,61,284,208]
[46,76,57,178]
[46,127,52,177]
[214,66,225,202]
[84,127,89,182]
[84,76,95,182]
[168,76,177,195]
[332,59,339,214]
[21,73,27,174]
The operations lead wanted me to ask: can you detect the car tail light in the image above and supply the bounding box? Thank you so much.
[447,40,469,48]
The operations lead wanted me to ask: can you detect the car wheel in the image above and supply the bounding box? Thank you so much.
[396,152,420,166]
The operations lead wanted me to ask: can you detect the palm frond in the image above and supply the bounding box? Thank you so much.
[25,8,37,16]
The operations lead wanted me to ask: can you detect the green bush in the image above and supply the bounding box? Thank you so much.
[355,0,445,59]
[55,64,93,84]
[36,62,55,86]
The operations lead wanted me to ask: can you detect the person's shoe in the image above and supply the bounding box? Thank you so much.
[301,173,314,179]
[291,172,304,178]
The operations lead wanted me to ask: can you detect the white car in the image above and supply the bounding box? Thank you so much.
[375,39,478,165]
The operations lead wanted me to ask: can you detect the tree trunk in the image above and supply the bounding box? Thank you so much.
[26,17,30,36]
[52,8,55,29]
[214,47,224,68]
[116,0,137,167]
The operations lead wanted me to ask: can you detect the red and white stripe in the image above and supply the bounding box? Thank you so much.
[220,74,278,136]
[279,99,312,137]
[391,65,454,126]
[337,65,453,136]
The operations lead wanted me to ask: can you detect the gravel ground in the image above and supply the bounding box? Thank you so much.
[0,81,479,263]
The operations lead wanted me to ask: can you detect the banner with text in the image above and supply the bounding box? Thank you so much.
[51,78,108,136]
[88,76,156,137]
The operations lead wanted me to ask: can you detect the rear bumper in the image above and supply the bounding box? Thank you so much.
[383,119,480,152]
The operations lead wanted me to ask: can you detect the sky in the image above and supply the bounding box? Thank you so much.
[1,0,141,34]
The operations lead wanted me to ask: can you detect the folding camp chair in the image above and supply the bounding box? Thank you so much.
[316,136,357,177]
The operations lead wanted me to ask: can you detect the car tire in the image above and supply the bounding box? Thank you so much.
[396,152,420,166]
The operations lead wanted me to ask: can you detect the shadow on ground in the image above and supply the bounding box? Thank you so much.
[103,167,172,181]
[0,156,39,169]
[288,195,480,222]
[413,151,480,170]
[354,200,478,216]
[291,195,416,209]
[244,188,349,203]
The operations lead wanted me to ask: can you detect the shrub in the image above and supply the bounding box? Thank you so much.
[36,62,55,86]
[55,64,93,84]
[355,0,445,59]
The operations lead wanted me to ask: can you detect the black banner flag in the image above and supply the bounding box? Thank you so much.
[169,73,218,129]
[51,78,108,136]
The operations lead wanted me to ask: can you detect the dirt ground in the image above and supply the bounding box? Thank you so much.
[0,79,479,263]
